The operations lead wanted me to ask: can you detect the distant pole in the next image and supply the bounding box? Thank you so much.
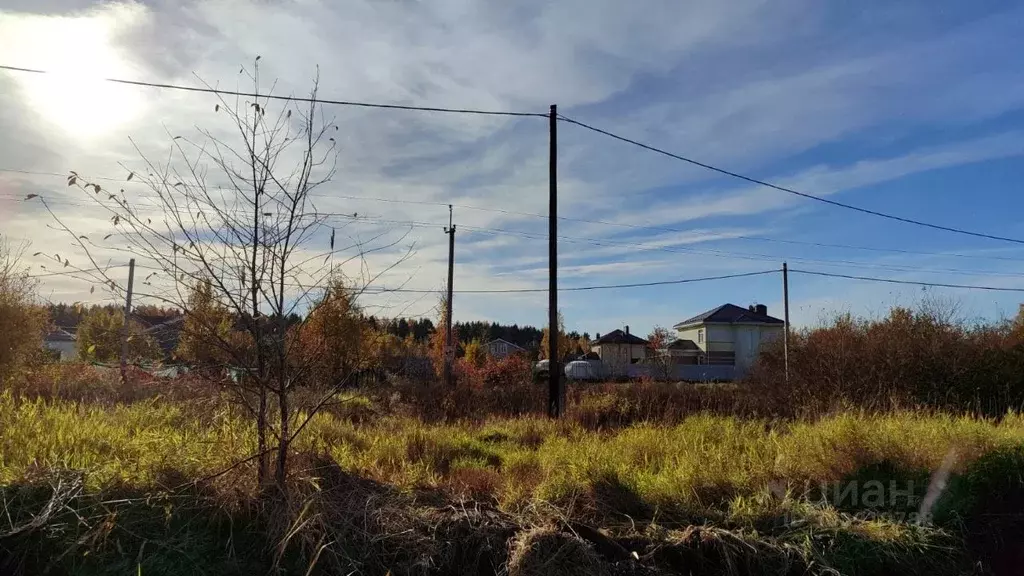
[782,262,790,384]
[444,206,456,387]
[120,258,136,385]
[548,104,563,418]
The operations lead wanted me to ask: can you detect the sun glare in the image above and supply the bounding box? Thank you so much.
[0,9,145,140]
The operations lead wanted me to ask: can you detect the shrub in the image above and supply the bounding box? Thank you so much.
[747,306,1024,417]
[77,308,161,364]
[0,237,46,383]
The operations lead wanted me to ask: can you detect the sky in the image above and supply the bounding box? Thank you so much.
[2,0,1024,338]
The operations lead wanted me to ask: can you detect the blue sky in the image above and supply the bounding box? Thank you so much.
[1,0,1023,338]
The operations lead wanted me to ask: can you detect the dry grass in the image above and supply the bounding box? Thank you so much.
[507,527,608,576]
[1,383,1022,574]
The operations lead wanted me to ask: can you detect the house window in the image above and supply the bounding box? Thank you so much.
[698,329,704,344]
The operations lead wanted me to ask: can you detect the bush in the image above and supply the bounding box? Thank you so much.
[0,237,46,383]
[747,306,1024,417]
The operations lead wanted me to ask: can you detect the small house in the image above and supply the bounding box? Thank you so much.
[44,328,77,361]
[484,338,526,359]
[591,327,648,376]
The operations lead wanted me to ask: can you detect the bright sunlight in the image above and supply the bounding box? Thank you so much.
[0,6,144,139]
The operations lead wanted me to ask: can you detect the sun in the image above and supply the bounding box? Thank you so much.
[0,8,145,140]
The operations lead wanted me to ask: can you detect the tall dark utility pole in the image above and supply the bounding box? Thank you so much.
[120,258,136,386]
[444,205,456,387]
[782,262,790,384]
[548,104,563,417]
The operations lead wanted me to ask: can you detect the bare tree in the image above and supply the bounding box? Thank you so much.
[32,61,412,492]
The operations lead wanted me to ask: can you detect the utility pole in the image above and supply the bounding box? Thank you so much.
[444,206,456,387]
[120,258,136,386]
[548,104,563,418]
[782,262,790,384]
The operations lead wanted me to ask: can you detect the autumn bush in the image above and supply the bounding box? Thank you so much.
[0,237,47,383]
[747,305,1024,417]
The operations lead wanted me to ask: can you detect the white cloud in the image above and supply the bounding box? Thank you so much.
[2,0,1024,331]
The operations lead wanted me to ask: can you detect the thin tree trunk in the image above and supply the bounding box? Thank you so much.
[257,385,268,485]
[275,386,289,490]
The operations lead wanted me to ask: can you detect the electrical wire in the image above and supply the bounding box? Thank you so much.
[0,64,546,118]
[28,264,776,294]
[789,269,1024,292]
[281,270,780,294]
[557,114,1024,245]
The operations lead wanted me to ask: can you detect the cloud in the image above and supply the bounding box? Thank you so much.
[2,0,1024,333]
[613,131,1024,229]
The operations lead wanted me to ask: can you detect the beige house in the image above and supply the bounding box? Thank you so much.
[590,327,647,376]
[672,304,784,373]
[484,338,526,359]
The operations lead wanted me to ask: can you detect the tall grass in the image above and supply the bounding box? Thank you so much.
[5,390,1021,526]
[0,392,254,490]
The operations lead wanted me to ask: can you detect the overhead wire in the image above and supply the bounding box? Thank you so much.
[0,64,546,118]
[789,269,1024,293]
[4,63,1023,294]
[556,114,1024,245]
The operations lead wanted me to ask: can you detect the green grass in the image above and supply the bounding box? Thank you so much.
[2,391,1023,574]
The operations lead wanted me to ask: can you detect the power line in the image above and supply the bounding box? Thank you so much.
[29,263,776,294]
[0,64,546,118]
[296,270,779,294]
[442,221,1024,278]
[557,114,1024,245]
[790,269,1024,292]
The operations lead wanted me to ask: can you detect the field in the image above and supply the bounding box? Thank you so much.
[2,367,1024,575]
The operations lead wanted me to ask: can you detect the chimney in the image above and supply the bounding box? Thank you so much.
[755,304,767,316]
[748,304,756,313]
[595,332,601,340]
[625,325,630,335]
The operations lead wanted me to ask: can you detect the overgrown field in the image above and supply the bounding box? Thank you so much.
[2,374,1024,575]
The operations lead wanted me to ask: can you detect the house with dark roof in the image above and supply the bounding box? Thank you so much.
[142,316,186,360]
[672,303,784,373]
[590,326,648,376]
[43,328,78,361]
[663,337,702,365]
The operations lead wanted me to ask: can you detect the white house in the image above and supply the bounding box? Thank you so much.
[590,327,648,376]
[43,328,77,361]
[672,304,784,374]
[484,338,526,359]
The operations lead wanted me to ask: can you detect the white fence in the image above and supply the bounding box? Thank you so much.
[564,360,737,382]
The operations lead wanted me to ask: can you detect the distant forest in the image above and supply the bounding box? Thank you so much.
[366,317,589,350]
[48,304,587,351]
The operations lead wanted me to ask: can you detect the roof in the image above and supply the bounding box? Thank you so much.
[673,303,784,329]
[667,339,700,351]
[592,329,648,346]
[485,338,526,351]
[143,316,185,356]
[45,328,76,342]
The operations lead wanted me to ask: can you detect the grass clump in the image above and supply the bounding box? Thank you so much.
[507,527,609,576]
